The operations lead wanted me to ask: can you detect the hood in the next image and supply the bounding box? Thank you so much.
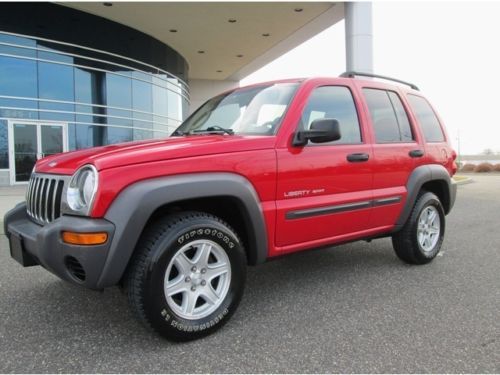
[35,135,275,175]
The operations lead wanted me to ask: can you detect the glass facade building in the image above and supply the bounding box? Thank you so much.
[0,3,189,184]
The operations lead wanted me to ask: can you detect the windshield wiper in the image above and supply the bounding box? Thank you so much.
[171,130,186,136]
[191,126,234,135]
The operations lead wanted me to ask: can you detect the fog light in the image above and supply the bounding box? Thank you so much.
[62,231,108,245]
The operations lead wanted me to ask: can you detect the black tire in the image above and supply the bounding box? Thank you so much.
[392,191,445,264]
[125,211,246,341]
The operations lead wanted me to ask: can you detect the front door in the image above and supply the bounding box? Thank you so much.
[275,85,374,251]
[8,121,67,184]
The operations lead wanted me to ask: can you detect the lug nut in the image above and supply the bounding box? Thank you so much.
[191,266,197,272]
[191,286,196,291]
[185,276,191,282]
[201,280,206,286]
[201,268,206,274]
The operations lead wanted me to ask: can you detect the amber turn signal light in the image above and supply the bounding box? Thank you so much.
[62,231,108,245]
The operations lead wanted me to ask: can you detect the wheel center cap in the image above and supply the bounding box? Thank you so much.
[190,271,203,285]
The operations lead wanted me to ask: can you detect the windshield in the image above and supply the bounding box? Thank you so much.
[173,83,299,136]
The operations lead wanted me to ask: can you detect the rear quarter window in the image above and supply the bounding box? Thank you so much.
[407,94,445,142]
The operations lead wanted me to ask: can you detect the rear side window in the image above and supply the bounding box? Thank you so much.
[407,94,445,142]
[301,86,361,144]
[363,88,414,143]
[387,91,413,142]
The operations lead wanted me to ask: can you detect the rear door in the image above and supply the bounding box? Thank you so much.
[357,84,425,228]
[275,84,374,250]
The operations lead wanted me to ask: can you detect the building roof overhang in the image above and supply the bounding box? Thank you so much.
[62,2,343,81]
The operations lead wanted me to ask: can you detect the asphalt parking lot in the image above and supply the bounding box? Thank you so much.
[0,175,499,373]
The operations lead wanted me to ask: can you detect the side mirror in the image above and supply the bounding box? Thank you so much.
[293,118,341,146]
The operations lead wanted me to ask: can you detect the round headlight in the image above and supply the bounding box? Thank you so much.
[67,165,98,213]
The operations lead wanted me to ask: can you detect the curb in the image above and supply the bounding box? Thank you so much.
[453,176,473,185]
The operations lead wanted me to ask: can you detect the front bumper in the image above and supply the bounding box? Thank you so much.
[4,203,115,289]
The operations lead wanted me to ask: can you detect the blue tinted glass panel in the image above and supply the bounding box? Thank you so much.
[106,125,132,144]
[38,62,74,101]
[132,77,153,140]
[38,49,74,64]
[74,120,91,149]
[39,102,75,122]
[38,62,75,122]
[0,44,36,58]
[167,80,182,133]
[153,78,168,138]
[132,80,152,116]
[75,68,93,107]
[0,34,36,47]
[0,120,8,168]
[0,98,38,120]
[106,73,132,108]
[105,73,132,144]
[0,97,37,110]
[0,56,37,97]
[68,123,76,150]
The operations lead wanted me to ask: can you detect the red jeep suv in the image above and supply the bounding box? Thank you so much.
[4,72,457,341]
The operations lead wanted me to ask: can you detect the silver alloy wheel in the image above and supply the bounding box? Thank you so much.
[164,239,231,320]
[417,206,441,253]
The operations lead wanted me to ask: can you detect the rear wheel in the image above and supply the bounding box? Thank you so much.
[125,211,246,341]
[392,191,445,264]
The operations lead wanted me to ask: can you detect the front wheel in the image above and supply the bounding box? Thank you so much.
[125,211,247,341]
[392,191,445,264]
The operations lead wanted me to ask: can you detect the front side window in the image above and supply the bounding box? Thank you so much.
[300,86,361,144]
[363,88,414,143]
[407,94,445,142]
[174,83,299,136]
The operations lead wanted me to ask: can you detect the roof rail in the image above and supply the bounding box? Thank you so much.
[340,71,419,91]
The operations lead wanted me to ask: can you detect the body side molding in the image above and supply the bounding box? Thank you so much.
[286,196,402,220]
[97,173,268,288]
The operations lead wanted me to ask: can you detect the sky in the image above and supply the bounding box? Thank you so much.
[241,1,500,155]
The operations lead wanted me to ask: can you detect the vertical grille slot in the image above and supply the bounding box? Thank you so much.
[54,180,64,219]
[46,179,56,222]
[40,179,48,221]
[26,174,67,225]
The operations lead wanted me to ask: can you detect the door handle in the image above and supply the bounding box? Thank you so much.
[409,149,424,158]
[347,153,370,162]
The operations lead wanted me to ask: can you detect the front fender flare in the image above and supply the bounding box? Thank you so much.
[97,173,268,288]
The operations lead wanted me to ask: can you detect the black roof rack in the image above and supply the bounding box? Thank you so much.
[340,71,419,91]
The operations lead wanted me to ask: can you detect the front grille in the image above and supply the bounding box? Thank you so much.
[26,174,66,225]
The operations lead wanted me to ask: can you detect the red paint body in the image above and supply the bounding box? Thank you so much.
[35,77,457,259]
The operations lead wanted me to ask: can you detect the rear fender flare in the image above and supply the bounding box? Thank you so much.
[394,164,454,231]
